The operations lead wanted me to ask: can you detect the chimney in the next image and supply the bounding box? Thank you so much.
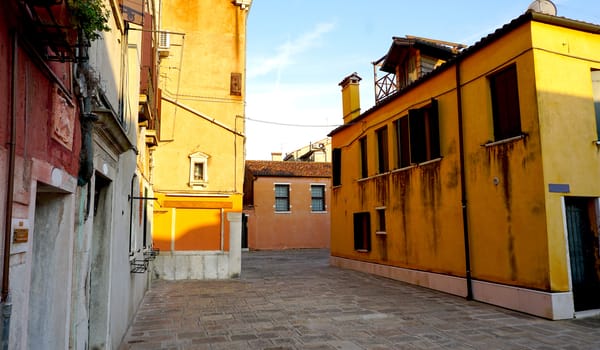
[339,73,362,124]
[271,152,282,161]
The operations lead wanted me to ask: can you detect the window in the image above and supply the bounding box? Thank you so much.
[353,212,371,251]
[376,126,389,173]
[311,185,326,212]
[193,163,204,181]
[376,208,386,233]
[409,99,440,164]
[395,117,411,168]
[359,137,368,178]
[591,69,600,140]
[490,65,521,140]
[189,152,209,187]
[274,184,290,212]
[332,148,342,186]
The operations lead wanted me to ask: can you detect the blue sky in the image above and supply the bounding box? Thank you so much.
[244,0,600,160]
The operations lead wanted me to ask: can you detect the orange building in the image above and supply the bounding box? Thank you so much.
[243,161,331,250]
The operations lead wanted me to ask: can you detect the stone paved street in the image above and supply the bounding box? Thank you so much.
[120,249,600,349]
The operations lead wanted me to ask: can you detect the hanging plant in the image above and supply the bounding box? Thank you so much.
[67,0,111,42]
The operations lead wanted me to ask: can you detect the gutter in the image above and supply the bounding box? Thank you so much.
[455,58,473,300]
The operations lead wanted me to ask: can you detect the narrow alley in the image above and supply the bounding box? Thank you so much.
[120,250,600,349]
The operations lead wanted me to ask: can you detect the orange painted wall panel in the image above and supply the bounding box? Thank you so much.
[245,176,330,250]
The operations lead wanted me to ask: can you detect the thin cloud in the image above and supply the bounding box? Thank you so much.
[248,21,336,78]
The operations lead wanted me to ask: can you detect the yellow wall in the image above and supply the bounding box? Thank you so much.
[152,0,249,251]
[331,18,600,293]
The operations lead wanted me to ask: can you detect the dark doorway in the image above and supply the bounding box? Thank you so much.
[241,214,248,249]
[565,197,600,311]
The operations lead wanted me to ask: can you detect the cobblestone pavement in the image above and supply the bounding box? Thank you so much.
[120,249,600,350]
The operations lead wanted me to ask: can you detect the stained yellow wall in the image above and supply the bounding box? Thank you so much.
[152,0,249,252]
[331,66,466,276]
[459,23,549,290]
[531,21,600,291]
[331,18,600,293]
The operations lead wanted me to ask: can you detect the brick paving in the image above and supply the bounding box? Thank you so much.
[120,249,600,349]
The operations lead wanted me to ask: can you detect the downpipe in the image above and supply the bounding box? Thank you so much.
[456,58,474,300]
[1,31,18,350]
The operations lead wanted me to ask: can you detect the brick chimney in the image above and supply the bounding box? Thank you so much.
[339,73,361,124]
[271,152,282,161]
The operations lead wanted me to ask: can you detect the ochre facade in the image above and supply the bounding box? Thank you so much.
[152,0,249,278]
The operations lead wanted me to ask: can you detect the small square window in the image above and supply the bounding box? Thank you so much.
[193,162,204,181]
[376,208,386,233]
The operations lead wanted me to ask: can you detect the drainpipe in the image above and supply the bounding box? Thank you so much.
[1,31,18,350]
[456,58,473,300]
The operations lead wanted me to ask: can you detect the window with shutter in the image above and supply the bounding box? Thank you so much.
[490,65,522,140]
[376,126,389,173]
[359,137,368,178]
[332,148,342,186]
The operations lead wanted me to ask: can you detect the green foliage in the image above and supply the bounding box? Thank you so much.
[67,0,111,42]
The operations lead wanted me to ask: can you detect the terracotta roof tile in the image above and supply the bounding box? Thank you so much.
[245,160,331,178]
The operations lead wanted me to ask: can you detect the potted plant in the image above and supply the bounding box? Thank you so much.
[67,0,110,42]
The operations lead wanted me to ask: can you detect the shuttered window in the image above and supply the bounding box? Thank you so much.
[359,137,368,178]
[490,65,522,140]
[395,116,411,168]
[408,99,440,164]
[332,148,342,186]
[591,69,600,140]
[376,126,389,173]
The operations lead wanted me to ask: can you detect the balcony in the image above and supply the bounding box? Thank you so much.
[20,0,86,62]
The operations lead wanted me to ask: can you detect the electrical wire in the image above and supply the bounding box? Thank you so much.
[245,116,342,128]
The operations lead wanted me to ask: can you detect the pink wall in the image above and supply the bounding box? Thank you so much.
[245,176,330,250]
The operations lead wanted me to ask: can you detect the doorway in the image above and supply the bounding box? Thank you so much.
[28,185,71,349]
[88,173,112,349]
[565,197,600,311]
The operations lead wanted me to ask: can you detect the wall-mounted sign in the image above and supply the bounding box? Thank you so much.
[549,184,570,193]
[14,228,29,243]
[120,0,144,25]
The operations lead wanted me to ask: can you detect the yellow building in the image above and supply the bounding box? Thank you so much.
[329,11,600,319]
[152,0,251,279]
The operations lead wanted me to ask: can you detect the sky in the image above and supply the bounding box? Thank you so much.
[244,0,600,160]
